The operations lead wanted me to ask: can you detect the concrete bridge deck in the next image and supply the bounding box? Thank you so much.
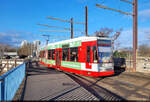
[16,61,150,101]
[21,61,98,101]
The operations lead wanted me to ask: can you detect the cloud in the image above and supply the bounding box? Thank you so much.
[0,32,9,37]
[123,8,150,22]
[0,30,35,46]
[139,9,150,21]
[114,28,150,49]
[0,33,21,46]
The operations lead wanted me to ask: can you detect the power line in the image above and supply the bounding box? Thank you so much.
[38,24,70,30]
[39,30,71,32]
[120,0,133,5]
[96,4,133,15]
[38,6,87,39]
[47,16,85,24]
[40,34,69,45]
[41,34,69,38]
[96,0,138,72]
[37,23,82,31]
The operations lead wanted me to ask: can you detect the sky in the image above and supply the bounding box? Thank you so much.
[0,0,150,49]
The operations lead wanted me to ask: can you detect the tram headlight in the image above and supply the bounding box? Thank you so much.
[102,63,108,67]
[102,63,113,67]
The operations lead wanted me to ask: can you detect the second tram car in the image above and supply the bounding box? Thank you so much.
[39,36,114,77]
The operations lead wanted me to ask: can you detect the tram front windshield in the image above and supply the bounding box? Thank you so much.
[98,51,112,63]
[97,39,112,63]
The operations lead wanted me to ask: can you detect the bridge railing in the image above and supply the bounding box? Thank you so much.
[0,62,26,101]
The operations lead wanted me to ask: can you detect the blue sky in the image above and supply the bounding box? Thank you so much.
[0,0,150,48]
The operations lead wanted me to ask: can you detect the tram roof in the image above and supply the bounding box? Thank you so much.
[48,36,111,46]
[40,36,112,50]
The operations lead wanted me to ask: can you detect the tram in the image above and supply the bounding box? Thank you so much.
[39,36,114,77]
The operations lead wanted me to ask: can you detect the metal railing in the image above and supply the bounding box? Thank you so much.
[0,62,26,101]
[126,57,150,72]
[0,59,24,74]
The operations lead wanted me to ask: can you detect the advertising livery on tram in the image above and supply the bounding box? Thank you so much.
[39,36,114,77]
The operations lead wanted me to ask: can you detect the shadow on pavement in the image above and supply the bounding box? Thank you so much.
[26,61,62,76]
[20,60,126,101]
[65,73,126,101]
[20,61,62,100]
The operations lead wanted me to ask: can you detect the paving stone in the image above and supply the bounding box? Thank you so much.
[23,63,98,101]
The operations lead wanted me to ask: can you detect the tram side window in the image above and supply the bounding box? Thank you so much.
[48,50,52,59]
[70,47,78,62]
[40,51,42,58]
[87,46,90,63]
[62,48,69,61]
[52,50,55,60]
[41,51,44,58]
[92,46,98,63]
[41,51,43,58]
[43,51,45,58]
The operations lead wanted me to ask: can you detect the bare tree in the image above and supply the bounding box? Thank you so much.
[139,44,150,57]
[148,34,150,39]
[95,27,113,37]
[114,41,121,50]
[0,44,17,58]
[94,27,123,50]
[111,28,123,50]
[144,30,150,38]
[18,43,34,57]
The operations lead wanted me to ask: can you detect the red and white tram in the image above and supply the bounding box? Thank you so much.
[39,36,114,77]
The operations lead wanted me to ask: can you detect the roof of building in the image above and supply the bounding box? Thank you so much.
[3,52,17,56]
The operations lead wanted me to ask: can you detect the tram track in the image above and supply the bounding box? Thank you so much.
[63,71,150,100]
[103,78,150,94]
[100,78,150,100]
[64,72,126,101]
[36,61,150,100]
[119,72,150,80]
[38,61,150,100]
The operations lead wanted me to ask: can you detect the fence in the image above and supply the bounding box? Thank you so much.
[126,57,150,72]
[0,59,24,74]
[113,57,150,72]
[0,62,26,101]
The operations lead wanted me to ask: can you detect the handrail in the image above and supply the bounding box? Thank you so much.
[0,62,26,81]
[0,61,27,101]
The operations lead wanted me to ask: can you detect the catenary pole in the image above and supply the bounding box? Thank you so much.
[85,6,88,36]
[133,0,138,72]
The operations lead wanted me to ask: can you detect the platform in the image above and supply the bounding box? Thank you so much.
[22,61,98,101]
